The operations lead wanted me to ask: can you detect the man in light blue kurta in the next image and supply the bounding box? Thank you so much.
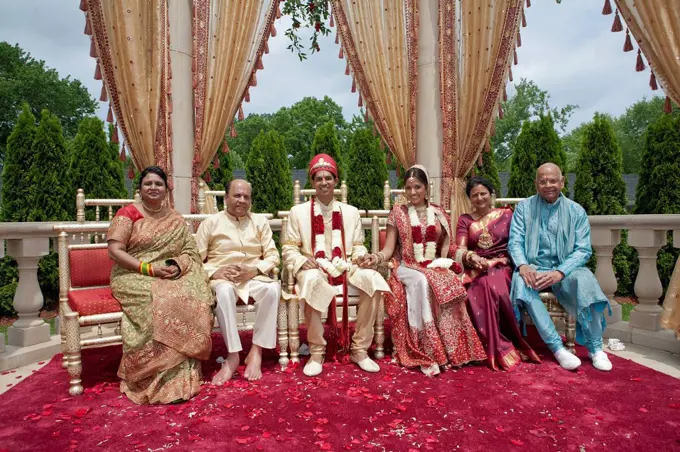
[508,163,612,371]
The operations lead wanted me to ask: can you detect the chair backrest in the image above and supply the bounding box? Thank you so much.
[493,197,524,208]
[76,189,140,242]
[383,180,435,210]
[293,180,348,206]
[197,180,223,214]
[68,246,113,288]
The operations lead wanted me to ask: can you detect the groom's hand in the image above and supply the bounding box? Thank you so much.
[535,270,564,291]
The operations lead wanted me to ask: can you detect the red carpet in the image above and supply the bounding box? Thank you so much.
[1,329,679,452]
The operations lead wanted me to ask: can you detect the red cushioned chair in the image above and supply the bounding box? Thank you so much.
[57,232,122,396]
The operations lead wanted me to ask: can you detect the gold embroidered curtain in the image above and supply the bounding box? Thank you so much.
[615,0,680,107]
[86,0,171,176]
[440,0,524,222]
[332,0,418,168]
[192,0,277,189]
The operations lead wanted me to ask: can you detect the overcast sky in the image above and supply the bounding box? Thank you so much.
[0,1,659,133]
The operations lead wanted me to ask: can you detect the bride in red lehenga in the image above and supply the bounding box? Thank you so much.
[365,165,486,376]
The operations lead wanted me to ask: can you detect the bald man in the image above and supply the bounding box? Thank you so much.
[508,163,612,372]
[195,179,281,383]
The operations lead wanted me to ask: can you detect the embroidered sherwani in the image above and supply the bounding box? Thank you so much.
[283,198,390,361]
[195,211,281,353]
[508,194,610,354]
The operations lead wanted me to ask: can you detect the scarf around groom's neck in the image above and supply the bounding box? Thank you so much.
[523,193,575,265]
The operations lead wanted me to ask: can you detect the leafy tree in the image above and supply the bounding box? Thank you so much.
[347,129,388,210]
[1,103,36,221]
[612,96,680,173]
[634,114,680,294]
[27,110,71,221]
[306,120,344,188]
[208,146,244,210]
[507,115,567,198]
[246,130,293,215]
[492,79,577,169]
[226,114,272,165]
[573,113,636,295]
[473,141,502,197]
[69,117,128,220]
[0,42,96,166]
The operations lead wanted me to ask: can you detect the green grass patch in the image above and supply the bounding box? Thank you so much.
[621,303,635,322]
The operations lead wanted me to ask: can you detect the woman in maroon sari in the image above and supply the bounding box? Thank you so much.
[456,177,540,371]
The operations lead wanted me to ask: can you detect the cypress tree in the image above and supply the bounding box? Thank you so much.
[70,118,127,220]
[307,120,344,187]
[574,113,636,295]
[634,114,680,294]
[27,110,71,221]
[1,103,37,221]
[246,130,293,215]
[347,129,388,210]
[474,140,502,197]
[507,115,567,198]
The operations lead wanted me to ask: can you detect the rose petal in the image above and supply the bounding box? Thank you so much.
[639,407,648,413]
[235,437,251,444]
[510,439,524,446]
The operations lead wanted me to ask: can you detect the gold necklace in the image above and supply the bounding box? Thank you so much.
[142,202,163,213]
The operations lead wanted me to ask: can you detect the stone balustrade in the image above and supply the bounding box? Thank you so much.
[0,213,678,370]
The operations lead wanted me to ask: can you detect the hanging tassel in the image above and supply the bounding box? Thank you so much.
[79,0,88,11]
[602,0,612,15]
[106,104,113,123]
[270,24,277,38]
[276,2,282,19]
[330,13,335,28]
[508,66,513,82]
[477,154,483,167]
[345,61,350,76]
[386,153,392,165]
[380,140,385,151]
[623,29,633,52]
[204,170,212,183]
[119,143,126,162]
[396,165,401,178]
[335,33,339,45]
[503,85,508,102]
[339,47,344,59]
[250,73,257,87]
[257,56,264,70]
[127,164,135,180]
[650,71,658,90]
[636,49,645,72]
[264,41,269,55]
[358,94,363,108]
[230,124,238,138]
[364,109,369,122]
[238,105,245,121]
[526,0,531,7]
[517,31,522,48]
[490,120,496,136]
[664,96,672,114]
[611,10,623,32]
[351,78,356,93]
[514,48,518,65]
[89,39,98,58]
[372,123,377,136]
[94,62,102,80]
[222,140,230,154]
[244,88,250,103]
[213,154,220,169]
[84,16,92,35]
[100,85,108,102]
[111,126,119,144]
[498,104,504,120]
[485,140,491,153]
[522,10,527,27]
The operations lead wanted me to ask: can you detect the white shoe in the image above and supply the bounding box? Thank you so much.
[554,348,581,370]
[589,351,613,372]
[303,360,323,377]
[420,364,441,377]
[353,356,380,373]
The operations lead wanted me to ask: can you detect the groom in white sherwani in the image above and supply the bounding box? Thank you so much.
[283,154,390,377]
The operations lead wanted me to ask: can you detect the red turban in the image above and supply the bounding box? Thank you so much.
[309,153,338,179]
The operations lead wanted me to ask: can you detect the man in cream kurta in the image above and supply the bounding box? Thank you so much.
[195,180,280,383]
[283,154,390,377]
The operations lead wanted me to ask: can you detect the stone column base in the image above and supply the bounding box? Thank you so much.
[629,311,661,332]
[605,303,622,324]
[0,335,62,372]
[0,334,4,353]
[8,323,51,347]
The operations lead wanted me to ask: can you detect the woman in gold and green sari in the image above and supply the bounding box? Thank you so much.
[107,166,215,405]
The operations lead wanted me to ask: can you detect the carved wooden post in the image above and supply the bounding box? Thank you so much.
[293,180,301,206]
[628,229,666,331]
[591,227,622,323]
[76,189,85,223]
[197,180,206,214]
[340,180,348,203]
[383,180,391,210]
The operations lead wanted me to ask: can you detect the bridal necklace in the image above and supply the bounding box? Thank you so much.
[142,202,163,213]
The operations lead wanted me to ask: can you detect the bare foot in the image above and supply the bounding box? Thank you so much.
[212,352,239,385]
[244,346,263,381]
